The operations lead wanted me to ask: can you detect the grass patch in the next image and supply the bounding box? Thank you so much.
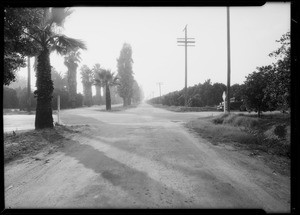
[186,112,290,158]
[4,125,80,164]
[149,103,218,112]
[187,120,259,147]
[212,113,260,129]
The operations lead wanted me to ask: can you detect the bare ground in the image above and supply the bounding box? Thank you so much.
[4,104,291,211]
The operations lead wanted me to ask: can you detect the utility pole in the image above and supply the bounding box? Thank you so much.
[27,57,31,113]
[226,7,231,113]
[157,82,163,104]
[177,25,195,106]
[156,82,163,97]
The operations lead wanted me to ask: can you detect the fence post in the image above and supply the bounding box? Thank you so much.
[222,91,226,113]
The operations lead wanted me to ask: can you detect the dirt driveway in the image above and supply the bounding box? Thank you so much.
[4,103,290,212]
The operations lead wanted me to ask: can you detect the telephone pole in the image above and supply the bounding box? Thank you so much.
[177,25,195,106]
[156,82,163,97]
[226,7,231,113]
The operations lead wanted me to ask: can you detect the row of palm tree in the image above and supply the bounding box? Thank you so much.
[80,64,119,111]
[64,49,81,108]
[20,7,132,128]
[93,66,119,111]
[80,65,94,107]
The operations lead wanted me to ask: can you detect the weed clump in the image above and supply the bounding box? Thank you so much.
[199,112,290,158]
[212,113,229,124]
[4,125,78,164]
[212,113,259,129]
[274,124,286,139]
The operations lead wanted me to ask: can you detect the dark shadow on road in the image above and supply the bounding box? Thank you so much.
[70,124,276,209]
[58,136,192,208]
[60,114,107,125]
[76,124,166,159]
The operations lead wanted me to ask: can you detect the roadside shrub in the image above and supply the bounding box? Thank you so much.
[3,87,19,108]
[232,115,260,129]
[75,93,84,107]
[212,117,224,124]
[188,94,202,107]
[212,113,229,124]
[189,112,290,159]
[274,124,286,139]
[17,87,37,111]
[212,113,260,129]
[223,114,238,124]
[264,138,290,157]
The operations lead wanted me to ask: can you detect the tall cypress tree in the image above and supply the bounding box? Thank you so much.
[92,63,103,105]
[117,43,134,106]
[80,65,93,107]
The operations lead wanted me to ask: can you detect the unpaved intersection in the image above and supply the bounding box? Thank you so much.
[5,103,290,212]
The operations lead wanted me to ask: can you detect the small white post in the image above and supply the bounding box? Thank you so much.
[222,91,226,113]
[57,95,60,124]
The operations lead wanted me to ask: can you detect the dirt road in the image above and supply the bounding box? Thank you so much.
[4,103,290,211]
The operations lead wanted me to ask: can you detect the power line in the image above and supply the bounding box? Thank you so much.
[177,25,195,106]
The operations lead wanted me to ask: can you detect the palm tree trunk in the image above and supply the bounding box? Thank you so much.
[103,87,106,105]
[35,48,54,129]
[106,83,111,110]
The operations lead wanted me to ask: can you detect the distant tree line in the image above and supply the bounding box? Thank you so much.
[149,32,290,117]
[3,68,84,110]
[4,42,144,112]
[241,32,290,117]
[4,7,145,130]
[149,80,243,108]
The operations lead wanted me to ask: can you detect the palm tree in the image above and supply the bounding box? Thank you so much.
[64,49,81,108]
[94,69,119,110]
[23,8,86,129]
[80,65,94,107]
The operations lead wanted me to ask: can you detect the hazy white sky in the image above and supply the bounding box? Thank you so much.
[18,3,290,99]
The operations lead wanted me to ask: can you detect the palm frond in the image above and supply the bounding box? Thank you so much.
[111,73,120,86]
[80,65,94,84]
[94,78,102,86]
[74,51,82,62]
[93,63,101,71]
[64,49,82,64]
[48,7,73,27]
[53,34,87,55]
